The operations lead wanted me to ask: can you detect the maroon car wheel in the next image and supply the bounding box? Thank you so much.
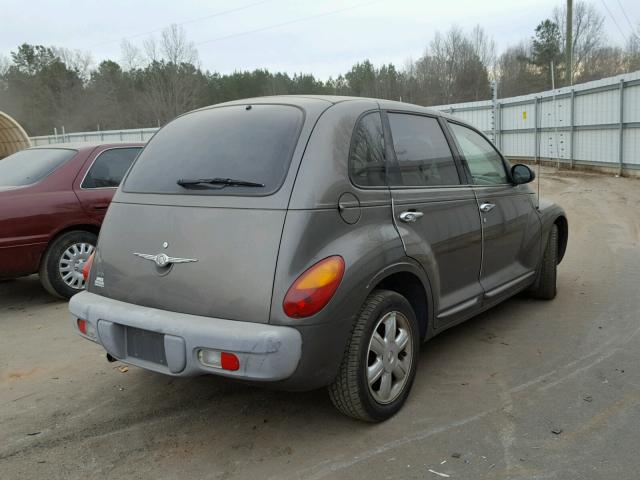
[39,230,97,299]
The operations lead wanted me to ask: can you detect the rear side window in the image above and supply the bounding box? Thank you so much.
[0,148,76,187]
[387,114,460,187]
[349,112,386,187]
[448,122,508,185]
[123,105,303,196]
[82,148,141,188]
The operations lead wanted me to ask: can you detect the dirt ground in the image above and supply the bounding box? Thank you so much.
[1,167,640,480]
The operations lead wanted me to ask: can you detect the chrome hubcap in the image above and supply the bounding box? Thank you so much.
[366,311,413,404]
[59,242,94,290]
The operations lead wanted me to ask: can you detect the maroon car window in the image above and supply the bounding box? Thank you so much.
[123,105,303,196]
[82,148,141,189]
[388,113,460,187]
[0,148,76,187]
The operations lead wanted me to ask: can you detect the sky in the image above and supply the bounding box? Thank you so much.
[1,0,639,79]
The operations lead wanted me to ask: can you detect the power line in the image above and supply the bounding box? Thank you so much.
[89,0,275,48]
[599,0,628,43]
[614,0,639,40]
[195,0,383,46]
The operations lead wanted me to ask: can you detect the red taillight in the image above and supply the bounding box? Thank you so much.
[82,253,95,281]
[221,352,240,371]
[77,319,88,335]
[283,256,345,318]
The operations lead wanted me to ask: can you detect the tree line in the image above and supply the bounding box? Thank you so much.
[1,1,639,136]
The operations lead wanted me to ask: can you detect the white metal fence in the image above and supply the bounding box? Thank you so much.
[30,70,640,173]
[432,70,640,174]
[30,127,158,146]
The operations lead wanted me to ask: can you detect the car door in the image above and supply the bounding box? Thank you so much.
[447,121,541,300]
[74,147,141,221]
[385,112,484,326]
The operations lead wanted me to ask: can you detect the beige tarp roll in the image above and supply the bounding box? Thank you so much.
[0,111,31,159]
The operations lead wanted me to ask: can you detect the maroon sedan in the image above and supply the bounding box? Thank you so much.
[0,142,144,298]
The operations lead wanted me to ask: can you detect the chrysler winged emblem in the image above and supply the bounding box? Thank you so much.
[133,252,198,267]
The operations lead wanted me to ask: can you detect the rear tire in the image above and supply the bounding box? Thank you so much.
[328,289,420,422]
[39,230,97,299]
[529,224,558,300]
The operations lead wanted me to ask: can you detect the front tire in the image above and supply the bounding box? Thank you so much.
[529,224,558,300]
[39,230,97,299]
[328,289,420,422]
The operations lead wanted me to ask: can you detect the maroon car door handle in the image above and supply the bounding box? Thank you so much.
[92,203,109,210]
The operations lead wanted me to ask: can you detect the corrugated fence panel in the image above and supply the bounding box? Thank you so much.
[574,129,619,163]
[623,128,640,165]
[501,131,535,157]
[500,102,536,131]
[540,97,571,129]
[574,88,619,126]
[623,83,640,123]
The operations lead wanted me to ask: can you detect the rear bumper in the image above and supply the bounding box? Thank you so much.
[69,291,302,381]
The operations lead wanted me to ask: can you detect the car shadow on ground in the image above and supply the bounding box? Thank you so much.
[0,275,63,310]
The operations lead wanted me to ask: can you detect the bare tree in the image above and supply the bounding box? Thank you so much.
[52,47,93,82]
[160,24,199,66]
[120,40,145,70]
[580,46,627,80]
[497,41,542,96]
[470,25,497,76]
[134,25,206,124]
[626,26,640,71]
[553,1,605,83]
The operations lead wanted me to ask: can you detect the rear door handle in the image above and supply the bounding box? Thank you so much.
[479,203,496,213]
[399,211,424,223]
[91,203,109,210]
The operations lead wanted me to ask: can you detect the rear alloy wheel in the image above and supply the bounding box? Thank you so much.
[328,289,420,422]
[39,230,97,299]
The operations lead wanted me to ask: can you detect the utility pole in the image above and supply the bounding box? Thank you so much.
[566,0,573,86]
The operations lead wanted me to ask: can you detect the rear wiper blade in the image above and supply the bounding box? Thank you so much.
[177,177,265,188]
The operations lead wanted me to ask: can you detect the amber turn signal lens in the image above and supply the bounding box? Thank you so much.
[283,256,345,318]
[82,253,95,281]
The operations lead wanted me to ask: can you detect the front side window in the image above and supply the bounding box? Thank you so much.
[349,112,386,187]
[448,123,508,185]
[0,148,76,187]
[387,113,460,187]
[123,105,303,196]
[82,148,141,188]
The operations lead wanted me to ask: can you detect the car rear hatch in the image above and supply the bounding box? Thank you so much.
[90,100,329,324]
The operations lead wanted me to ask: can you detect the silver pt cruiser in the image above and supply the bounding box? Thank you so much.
[70,95,568,421]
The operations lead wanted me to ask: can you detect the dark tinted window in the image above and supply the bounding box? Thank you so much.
[388,114,460,186]
[0,148,76,187]
[349,112,386,187]
[82,148,141,188]
[448,122,508,185]
[124,105,303,195]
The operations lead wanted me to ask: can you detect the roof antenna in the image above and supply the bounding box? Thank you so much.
[537,60,558,209]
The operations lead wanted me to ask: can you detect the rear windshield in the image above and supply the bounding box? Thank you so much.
[0,148,76,187]
[123,104,304,196]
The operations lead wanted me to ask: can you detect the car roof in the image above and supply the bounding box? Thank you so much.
[191,95,448,118]
[28,141,145,152]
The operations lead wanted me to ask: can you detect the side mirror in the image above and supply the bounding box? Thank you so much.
[511,164,535,185]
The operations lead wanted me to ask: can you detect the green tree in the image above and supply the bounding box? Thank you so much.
[531,20,563,87]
